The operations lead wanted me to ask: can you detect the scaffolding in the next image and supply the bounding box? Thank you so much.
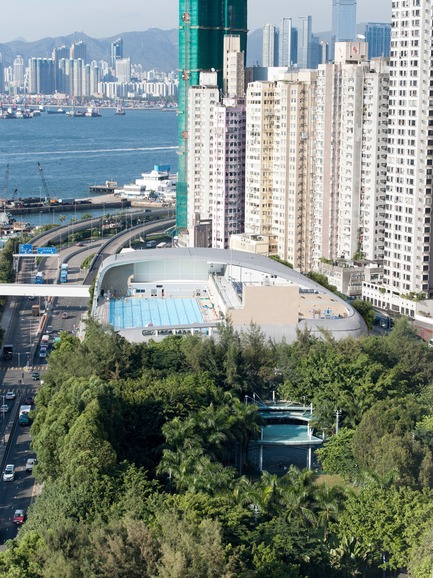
[177,0,248,229]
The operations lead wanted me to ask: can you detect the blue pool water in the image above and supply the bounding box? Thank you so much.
[109,298,204,330]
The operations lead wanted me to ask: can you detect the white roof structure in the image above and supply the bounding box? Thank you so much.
[91,248,367,343]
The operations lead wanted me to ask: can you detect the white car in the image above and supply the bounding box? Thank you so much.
[25,458,37,472]
[3,464,15,481]
[5,391,16,400]
[0,404,9,413]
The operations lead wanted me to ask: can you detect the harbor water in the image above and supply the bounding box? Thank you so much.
[0,109,178,226]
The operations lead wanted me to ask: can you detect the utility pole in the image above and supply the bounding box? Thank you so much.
[335,410,341,434]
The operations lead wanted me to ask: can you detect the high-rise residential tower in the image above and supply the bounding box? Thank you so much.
[70,41,86,63]
[279,18,293,67]
[262,24,279,67]
[111,38,124,68]
[382,0,433,307]
[297,16,312,69]
[177,0,248,229]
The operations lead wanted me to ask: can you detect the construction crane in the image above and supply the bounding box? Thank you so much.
[37,162,52,204]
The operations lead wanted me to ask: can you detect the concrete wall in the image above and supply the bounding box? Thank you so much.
[230,285,299,326]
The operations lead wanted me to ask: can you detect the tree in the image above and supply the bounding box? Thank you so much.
[351,299,375,330]
[153,511,237,578]
[315,428,359,480]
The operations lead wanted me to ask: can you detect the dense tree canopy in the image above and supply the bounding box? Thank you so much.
[2,319,433,576]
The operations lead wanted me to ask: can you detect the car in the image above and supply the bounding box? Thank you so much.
[0,404,9,413]
[5,391,16,400]
[24,396,34,405]
[13,509,26,525]
[32,371,40,381]
[61,312,68,319]
[25,458,37,472]
[75,242,84,247]
[28,295,35,300]
[3,464,15,481]
[46,326,53,334]
[39,347,47,358]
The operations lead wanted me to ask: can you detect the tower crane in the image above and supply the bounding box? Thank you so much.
[37,162,51,204]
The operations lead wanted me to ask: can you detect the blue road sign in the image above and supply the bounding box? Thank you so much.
[37,247,57,255]
[19,244,33,254]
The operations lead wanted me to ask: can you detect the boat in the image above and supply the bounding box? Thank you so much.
[47,108,66,114]
[85,107,102,118]
[114,165,177,201]
[66,108,85,117]
[115,105,126,116]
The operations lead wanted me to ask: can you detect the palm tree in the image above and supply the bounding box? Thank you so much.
[314,484,344,542]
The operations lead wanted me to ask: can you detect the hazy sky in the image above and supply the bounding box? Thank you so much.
[1,0,391,43]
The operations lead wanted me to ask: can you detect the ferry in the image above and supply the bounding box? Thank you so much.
[114,165,177,202]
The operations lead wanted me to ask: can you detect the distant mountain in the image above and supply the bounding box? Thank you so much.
[0,29,179,72]
[1,25,369,75]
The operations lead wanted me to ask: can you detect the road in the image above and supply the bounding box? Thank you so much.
[0,213,174,545]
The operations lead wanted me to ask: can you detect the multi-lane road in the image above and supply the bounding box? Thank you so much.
[0,212,174,544]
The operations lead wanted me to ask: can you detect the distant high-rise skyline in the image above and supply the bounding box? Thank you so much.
[262,24,279,67]
[332,0,357,42]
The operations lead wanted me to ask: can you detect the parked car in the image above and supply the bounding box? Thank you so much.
[13,509,26,525]
[3,464,15,481]
[5,391,16,400]
[32,371,40,381]
[0,404,9,413]
[25,458,37,472]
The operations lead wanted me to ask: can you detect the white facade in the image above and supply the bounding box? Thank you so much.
[245,74,317,270]
[223,35,245,98]
[187,73,219,229]
[262,24,278,67]
[312,42,389,266]
[211,99,246,248]
[384,0,433,300]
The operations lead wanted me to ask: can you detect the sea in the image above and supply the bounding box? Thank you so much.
[0,108,178,226]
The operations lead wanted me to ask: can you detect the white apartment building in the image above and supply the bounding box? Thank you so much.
[262,24,278,67]
[360,58,389,262]
[312,42,389,266]
[187,73,219,232]
[245,81,276,245]
[364,0,433,320]
[244,73,316,270]
[212,98,246,248]
[224,35,245,98]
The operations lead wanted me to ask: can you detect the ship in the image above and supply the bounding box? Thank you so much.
[115,105,126,116]
[46,108,66,114]
[114,165,176,202]
[85,107,102,117]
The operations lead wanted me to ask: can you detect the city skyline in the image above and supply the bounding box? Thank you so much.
[1,0,391,44]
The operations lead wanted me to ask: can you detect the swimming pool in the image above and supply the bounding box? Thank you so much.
[109,297,204,330]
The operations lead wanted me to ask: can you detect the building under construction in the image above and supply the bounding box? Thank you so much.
[177,0,248,229]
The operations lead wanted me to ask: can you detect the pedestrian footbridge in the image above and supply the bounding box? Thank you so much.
[0,284,91,298]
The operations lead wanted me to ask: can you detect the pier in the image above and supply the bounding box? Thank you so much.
[4,197,131,216]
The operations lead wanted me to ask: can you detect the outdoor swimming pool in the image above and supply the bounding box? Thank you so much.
[109,297,204,330]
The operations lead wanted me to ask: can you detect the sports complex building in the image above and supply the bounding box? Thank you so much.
[91,248,367,343]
